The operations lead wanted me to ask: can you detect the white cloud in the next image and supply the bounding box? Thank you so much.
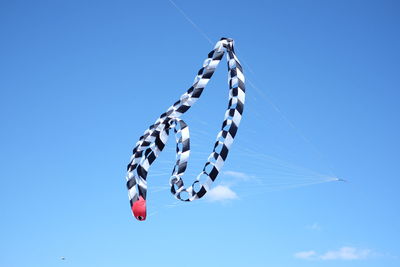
[307,222,321,231]
[320,247,372,260]
[294,250,316,260]
[294,247,373,261]
[223,170,252,180]
[206,185,238,202]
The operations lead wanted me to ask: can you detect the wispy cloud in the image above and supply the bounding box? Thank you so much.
[294,247,374,261]
[307,222,322,231]
[320,247,372,260]
[223,170,253,181]
[294,250,316,260]
[206,185,238,202]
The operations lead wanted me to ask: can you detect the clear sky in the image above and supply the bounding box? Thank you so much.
[0,0,399,266]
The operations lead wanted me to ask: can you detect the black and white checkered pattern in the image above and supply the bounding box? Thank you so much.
[126,38,245,213]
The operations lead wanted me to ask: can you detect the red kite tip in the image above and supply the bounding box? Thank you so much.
[132,196,147,221]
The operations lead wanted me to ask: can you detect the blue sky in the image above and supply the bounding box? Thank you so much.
[0,0,399,266]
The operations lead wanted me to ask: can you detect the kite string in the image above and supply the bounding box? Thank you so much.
[246,79,337,177]
[166,0,337,177]
[190,122,333,181]
[167,0,214,45]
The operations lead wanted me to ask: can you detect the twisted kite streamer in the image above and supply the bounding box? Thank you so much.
[126,38,245,220]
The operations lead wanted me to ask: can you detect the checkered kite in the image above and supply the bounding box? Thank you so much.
[126,38,245,221]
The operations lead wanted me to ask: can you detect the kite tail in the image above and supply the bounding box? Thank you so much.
[126,38,245,220]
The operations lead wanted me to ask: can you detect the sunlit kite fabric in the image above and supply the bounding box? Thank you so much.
[126,38,245,221]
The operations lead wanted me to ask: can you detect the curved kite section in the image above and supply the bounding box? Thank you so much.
[126,38,245,221]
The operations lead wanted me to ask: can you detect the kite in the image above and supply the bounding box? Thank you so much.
[126,38,245,221]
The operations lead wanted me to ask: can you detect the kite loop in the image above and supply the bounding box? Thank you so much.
[126,38,245,220]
